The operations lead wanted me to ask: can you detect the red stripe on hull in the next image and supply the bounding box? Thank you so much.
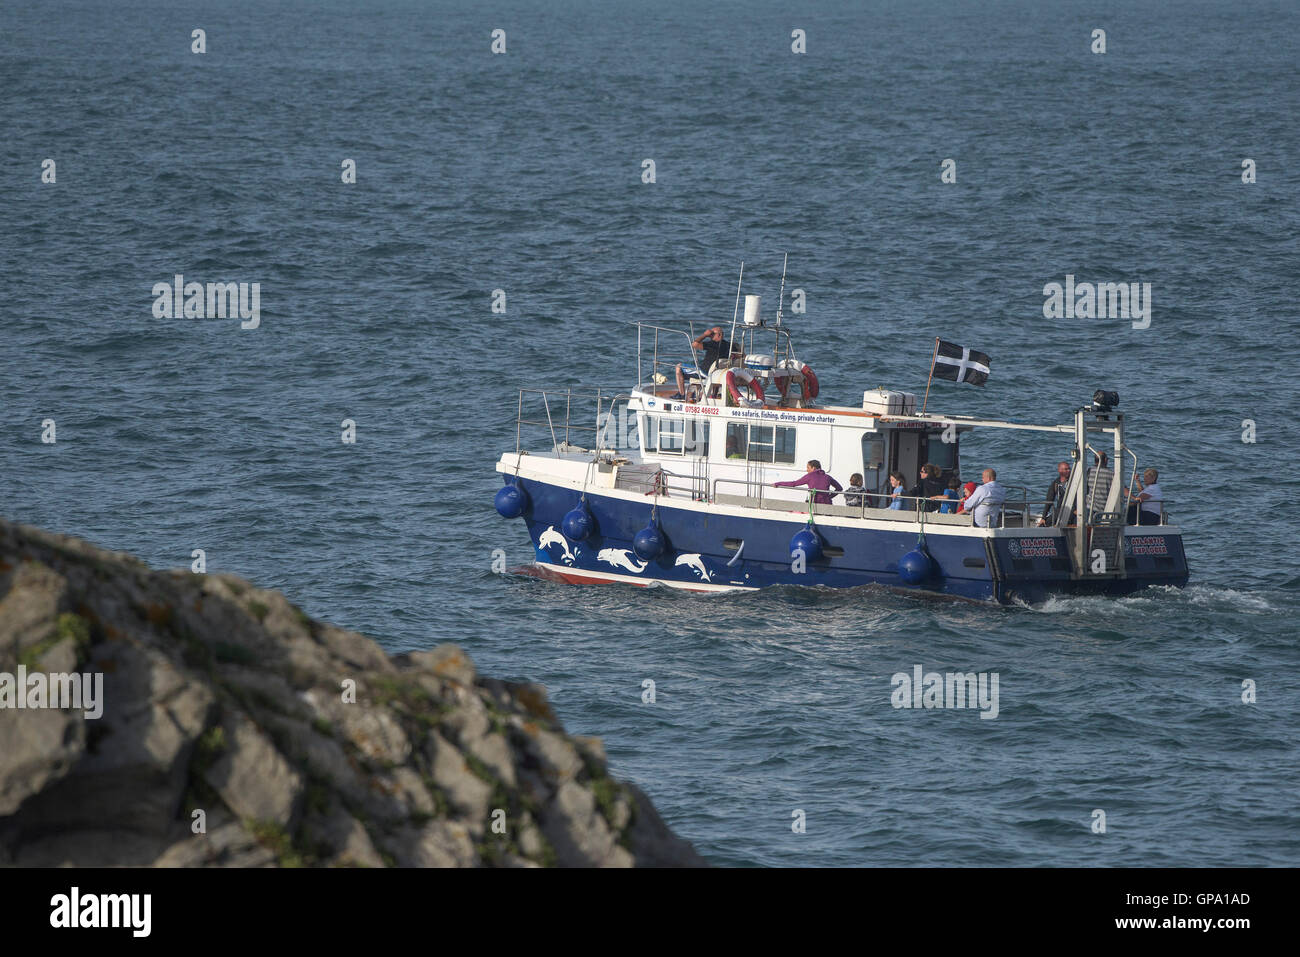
[510,563,717,593]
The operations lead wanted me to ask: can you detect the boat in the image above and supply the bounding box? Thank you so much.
[492,272,1189,603]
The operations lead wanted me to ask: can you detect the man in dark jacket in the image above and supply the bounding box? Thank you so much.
[674,326,733,398]
[1036,460,1072,526]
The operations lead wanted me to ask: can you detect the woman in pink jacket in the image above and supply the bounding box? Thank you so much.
[774,460,843,505]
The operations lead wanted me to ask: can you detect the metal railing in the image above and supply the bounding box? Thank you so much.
[515,388,629,456]
[636,323,707,393]
[635,321,799,399]
[599,457,1177,530]
[1068,446,1172,528]
[1128,499,1174,526]
[705,477,1036,527]
[614,464,709,501]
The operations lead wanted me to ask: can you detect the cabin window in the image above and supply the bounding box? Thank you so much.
[644,415,707,456]
[861,433,886,491]
[863,435,885,469]
[923,431,958,474]
[685,420,709,457]
[773,427,796,464]
[726,423,796,463]
[659,418,685,453]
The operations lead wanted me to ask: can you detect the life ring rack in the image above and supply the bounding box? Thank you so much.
[726,367,766,405]
[775,360,819,401]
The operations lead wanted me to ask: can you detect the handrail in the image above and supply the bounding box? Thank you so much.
[621,464,1173,529]
[635,321,798,396]
[637,324,707,392]
[1122,445,1139,514]
[1129,499,1173,526]
[706,477,1034,527]
[638,470,1183,531]
[594,392,634,453]
[515,387,625,455]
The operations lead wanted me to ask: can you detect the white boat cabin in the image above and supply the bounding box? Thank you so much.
[624,318,972,510]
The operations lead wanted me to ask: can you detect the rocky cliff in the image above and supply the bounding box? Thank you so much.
[0,518,703,867]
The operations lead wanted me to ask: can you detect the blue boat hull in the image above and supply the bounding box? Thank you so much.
[502,476,1189,604]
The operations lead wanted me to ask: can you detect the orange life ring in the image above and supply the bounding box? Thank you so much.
[801,364,819,400]
[775,361,819,400]
[726,368,765,405]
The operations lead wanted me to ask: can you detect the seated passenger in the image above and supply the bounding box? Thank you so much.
[956,481,978,514]
[962,468,1007,528]
[673,327,734,399]
[938,476,961,514]
[843,473,867,509]
[887,470,907,509]
[773,459,843,506]
[908,463,947,513]
[1127,468,1164,525]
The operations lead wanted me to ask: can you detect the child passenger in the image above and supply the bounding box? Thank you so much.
[939,477,961,513]
[843,473,866,509]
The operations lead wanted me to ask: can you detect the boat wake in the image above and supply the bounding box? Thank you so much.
[1023,583,1274,616]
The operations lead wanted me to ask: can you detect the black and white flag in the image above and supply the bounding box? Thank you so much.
[932,340,991,386]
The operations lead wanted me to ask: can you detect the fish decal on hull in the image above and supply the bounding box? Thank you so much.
[674,553,713,581]
[538,526,576,565]
[597,548,648,573]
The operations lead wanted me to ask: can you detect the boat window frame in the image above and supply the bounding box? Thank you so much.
[643,413,709,457]
[921,429,960,476]
[725,422,796,464]
[861,432,886,493]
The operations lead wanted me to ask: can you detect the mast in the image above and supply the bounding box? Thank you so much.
[921,337,940,414]
[728,262,744,361]
[773,252,787,361]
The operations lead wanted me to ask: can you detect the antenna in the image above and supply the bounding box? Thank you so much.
[728,262,744,362]
[775,253,788,327]
[773,252,787,361]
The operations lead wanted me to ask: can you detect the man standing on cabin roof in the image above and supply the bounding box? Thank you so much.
[674,326,732,400]
[962,468,1007,528]
[773,460,843,506]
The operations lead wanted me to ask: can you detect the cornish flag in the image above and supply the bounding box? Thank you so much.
[932,340,991,386]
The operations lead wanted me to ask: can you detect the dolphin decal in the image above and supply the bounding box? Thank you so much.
[597,548,648,573]
[674,553,713,581]
[538,526,576,565]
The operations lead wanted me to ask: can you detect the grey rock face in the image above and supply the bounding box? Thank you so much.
[0,519,705,867]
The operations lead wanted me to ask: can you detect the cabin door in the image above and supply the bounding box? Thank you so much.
[892,431,920,488]
[861,433,886,495]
